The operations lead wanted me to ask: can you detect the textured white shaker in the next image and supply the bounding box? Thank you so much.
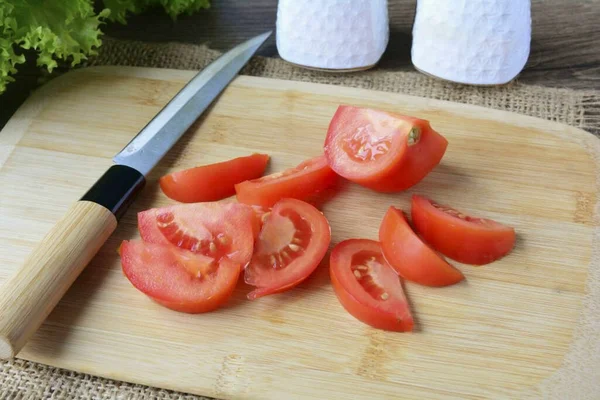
[276,0,389,71]
[412,0,531,85]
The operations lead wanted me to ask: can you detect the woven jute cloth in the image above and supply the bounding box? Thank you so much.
[2,36,600,400]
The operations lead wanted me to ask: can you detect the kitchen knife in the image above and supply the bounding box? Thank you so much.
[0,31,272,359]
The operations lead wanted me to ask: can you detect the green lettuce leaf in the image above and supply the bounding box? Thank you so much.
[102,0,148,24]
[0,0,107,93]
[103,0,210,23]
[159,0,211,19]
[0,0,210,94]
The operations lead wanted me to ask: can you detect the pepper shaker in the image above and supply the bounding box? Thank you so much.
[276,0,389,72]
[412,0,531,85]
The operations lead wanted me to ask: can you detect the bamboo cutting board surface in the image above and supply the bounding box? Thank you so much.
[1,66,599,399]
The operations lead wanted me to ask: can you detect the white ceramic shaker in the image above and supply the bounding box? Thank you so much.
[411,0,531,85]
[276,0,389,71]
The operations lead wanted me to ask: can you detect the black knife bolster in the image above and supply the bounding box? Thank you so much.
[80,165,146,220]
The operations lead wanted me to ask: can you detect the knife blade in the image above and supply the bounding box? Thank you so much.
[0,31,272,359]
[114,31,272,176]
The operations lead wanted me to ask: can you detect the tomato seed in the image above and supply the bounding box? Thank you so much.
[289,244,301,252]
[261,212,271,223]
[156,212,174,228]
[218,235,229,245]
[356,265,368,271]
[292,238,302,244]
[209,242,217,254]
[380,293,389,300]
[353,270,362,279]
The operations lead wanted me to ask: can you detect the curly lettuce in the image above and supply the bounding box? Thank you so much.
[0,0,210,94]
[0,0,107,93]
[104,0,211,23]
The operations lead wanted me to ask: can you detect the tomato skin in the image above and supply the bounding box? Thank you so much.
[244,198,331,299]
[330,271,412,332]
[330,239,414,332]
[160,153,269,203]
[120,240,240,313]
[324,106,448,192]
[379,207,464,287]
[411,195,516,265]
[235,155,338,208]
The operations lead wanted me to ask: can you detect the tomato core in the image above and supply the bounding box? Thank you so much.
[252,209,311,270]
[343,124,393,162]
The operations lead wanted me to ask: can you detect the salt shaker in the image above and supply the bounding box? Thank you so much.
[276,0,389,71]
[411,0,531,85]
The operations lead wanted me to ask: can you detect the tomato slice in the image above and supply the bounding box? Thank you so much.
[244,198,331,299]
[411,195,516,265]
[160,153,269,203]
[138,202,256,269]
[324,105,448,192]
[235,155,338,208]
[330,239,414,332]
[379,207,464,287]
[121,240,240,313]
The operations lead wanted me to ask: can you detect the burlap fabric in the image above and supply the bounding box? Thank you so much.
[1,36,599,399]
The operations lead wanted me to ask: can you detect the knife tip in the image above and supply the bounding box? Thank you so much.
[258,30,274,41]
[244,31,273,51]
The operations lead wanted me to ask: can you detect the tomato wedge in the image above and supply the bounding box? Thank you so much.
[411,195,516,265]
[121,240,240,313]
[324,105,448,192]
[160,153,269,203]
[235,155,337,208]
[244,198,331,300]
[138,202,256,269]
[379,207,464,287]
[330,239,414,332]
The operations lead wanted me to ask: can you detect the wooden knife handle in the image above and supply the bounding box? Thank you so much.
[0,165,145,359]
[0,201,117,358]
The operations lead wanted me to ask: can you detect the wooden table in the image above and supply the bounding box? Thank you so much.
[2,0,599,128]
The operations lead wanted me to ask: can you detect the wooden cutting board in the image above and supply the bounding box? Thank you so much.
[1,66,599,399]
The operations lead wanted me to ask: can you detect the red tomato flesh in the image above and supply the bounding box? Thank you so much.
[121,240,240,313]
[330,239,414,332]
[379,207,464,287]
[411,195,516,265]
[324,105,448,192]
[245,198,331,300]
[160,153,269,203]
[250,205,270,239]
[138,202,256,269]
[235,155,337,208]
